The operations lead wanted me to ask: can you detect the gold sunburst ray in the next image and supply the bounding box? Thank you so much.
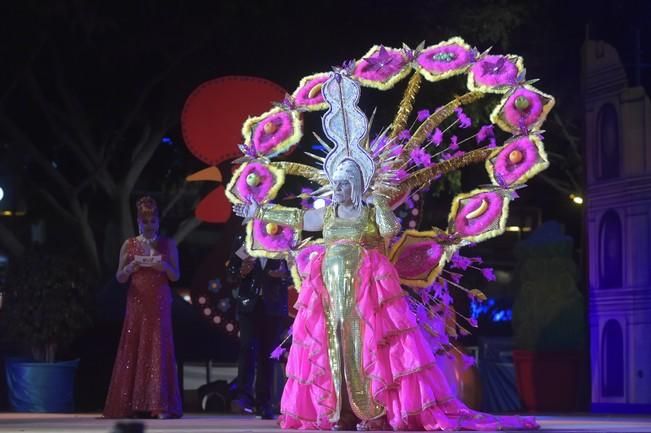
[312,132,333,153]
[304,152,326,163]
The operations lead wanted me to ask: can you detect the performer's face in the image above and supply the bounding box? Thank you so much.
[138,214,160,238]
[332,178,352,204]
[332,160,361,205]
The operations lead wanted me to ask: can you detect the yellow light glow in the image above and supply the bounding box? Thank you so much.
[570,194,584,205]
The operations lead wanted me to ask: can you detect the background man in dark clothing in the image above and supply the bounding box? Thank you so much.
[227,233,291,420]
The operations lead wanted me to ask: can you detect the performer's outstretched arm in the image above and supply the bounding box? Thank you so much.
[302,207,326,231]
[233,202,325,232]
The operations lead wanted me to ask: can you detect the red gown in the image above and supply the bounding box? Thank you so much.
[103,237,183,418]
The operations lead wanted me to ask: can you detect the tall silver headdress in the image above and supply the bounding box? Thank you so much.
[321,72,375,194]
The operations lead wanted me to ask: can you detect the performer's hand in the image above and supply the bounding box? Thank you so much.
[124,261,140,275]
[232,200,258,222]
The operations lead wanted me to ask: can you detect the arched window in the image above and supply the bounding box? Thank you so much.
[596,104,620,180]
[601,319,624,397]
[599,210,623,289]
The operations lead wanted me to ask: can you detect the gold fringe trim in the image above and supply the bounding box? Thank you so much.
[403,91,485,154]
[389,72,422,139]
[401,147,494,193]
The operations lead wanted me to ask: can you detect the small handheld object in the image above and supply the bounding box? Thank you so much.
[134,255,162,267]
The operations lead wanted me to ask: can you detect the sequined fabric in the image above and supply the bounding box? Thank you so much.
[322,205,384,421]
[256,204,305,231]
[103,237,182,418]
[279,206,538,430]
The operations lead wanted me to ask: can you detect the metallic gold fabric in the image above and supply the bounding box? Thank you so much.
[322,206,385,421]
[373,196,401,239]
[255,204,305,231]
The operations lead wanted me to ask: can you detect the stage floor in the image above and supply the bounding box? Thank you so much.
[0,413,650,433]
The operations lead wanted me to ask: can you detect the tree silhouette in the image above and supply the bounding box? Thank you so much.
[0,2,215,275]
[0,0,585,278]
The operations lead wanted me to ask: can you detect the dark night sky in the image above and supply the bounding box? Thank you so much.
[0,0,649,261]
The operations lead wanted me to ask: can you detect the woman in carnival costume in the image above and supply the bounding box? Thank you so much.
[229,39,553,430]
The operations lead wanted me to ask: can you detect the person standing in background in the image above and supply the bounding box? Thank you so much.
[104,196,183,419]
[227,232,291,420]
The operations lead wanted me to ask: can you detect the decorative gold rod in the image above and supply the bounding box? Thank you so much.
[388,72,423,139]
[401,147,494,192]
[404,91,486,153]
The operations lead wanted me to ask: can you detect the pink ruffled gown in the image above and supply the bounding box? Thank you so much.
[279,206,537,431]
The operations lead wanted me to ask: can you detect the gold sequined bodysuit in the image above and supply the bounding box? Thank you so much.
[322,205,385,421]
[256,200,400,422]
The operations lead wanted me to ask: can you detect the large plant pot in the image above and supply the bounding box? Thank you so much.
[513,350,579,412]
[5,358,79,412]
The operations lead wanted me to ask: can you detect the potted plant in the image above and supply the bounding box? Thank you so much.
[511,221,585,412]
[1,247,92,412]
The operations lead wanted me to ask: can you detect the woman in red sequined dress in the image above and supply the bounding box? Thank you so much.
[103,196,183,419]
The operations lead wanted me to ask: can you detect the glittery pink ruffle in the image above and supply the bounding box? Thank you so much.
[279,250,537,430]
[295,244,325,277]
